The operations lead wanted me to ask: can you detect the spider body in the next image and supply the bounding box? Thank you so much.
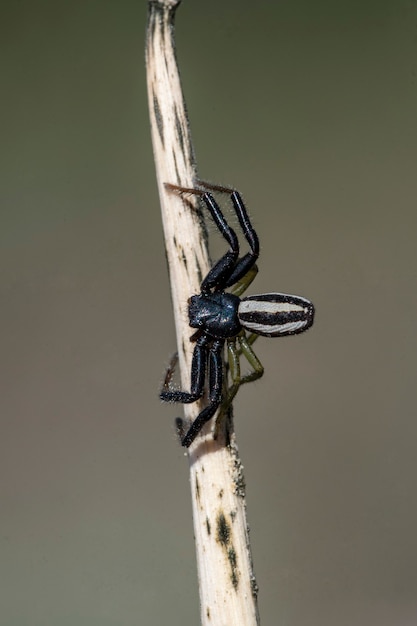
[160,181,314,448]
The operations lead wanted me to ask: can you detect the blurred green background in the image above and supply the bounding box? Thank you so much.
[1,1,417,624]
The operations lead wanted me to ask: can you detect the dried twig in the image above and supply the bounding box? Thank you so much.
[146,2,260,623]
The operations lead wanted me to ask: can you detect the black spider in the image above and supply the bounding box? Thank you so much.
[160,181,314,447]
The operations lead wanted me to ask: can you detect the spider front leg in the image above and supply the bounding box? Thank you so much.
[196,181,260,287]
[165,183,240,293]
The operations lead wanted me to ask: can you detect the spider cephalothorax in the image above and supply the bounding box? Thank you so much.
[188,292,242,338]
[160,181,314,447]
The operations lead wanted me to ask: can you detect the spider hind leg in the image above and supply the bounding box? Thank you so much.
[179,338,225,447]
[223,332,264,413]
[159,336,208,405]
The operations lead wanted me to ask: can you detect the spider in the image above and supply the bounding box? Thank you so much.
[160,181,315,448]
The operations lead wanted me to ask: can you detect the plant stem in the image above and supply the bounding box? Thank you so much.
[146,2,260,623]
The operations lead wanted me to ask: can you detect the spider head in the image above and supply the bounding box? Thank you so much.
[188,292,241,339]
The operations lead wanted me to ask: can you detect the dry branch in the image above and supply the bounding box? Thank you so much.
[146,2,260,624]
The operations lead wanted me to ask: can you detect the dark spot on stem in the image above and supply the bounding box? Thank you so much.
[228,547,239,589]
[216,511,230,546]
[152,93,164,147]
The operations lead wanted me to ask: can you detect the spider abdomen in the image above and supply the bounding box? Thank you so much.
[238,293,314,337]
[189,292,241,339]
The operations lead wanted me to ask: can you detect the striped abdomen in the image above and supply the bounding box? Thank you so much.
[238,293,314,337]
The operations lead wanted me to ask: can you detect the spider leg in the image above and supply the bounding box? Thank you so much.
[180,339,224,447]
[223,332,264,411]
[165,183,239,293]
[229,264,258,298]
[224,338,241,410]
[160,335,208,404]
[238,333,264,385]
[161,351,179,389]
[196,181,260,287]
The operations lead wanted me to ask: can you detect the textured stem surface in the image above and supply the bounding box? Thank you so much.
[146,2,260,623]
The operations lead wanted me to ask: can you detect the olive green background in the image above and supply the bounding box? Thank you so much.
[2,1,417,625]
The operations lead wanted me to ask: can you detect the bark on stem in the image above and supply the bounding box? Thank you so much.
[146,2,260,624]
